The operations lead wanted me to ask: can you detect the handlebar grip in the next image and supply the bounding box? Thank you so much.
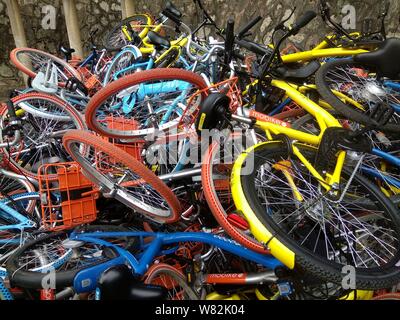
[6,100,17,120]
[291,11,317,35]
[237,16,263,39]
[236,39,273,57]
[224,18,235,63]
[162,9,182,26]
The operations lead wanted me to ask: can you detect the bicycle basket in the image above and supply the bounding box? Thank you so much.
[38,162,98,231]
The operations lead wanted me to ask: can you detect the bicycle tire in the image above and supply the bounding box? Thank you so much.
[1,192,40,223]
[104,14,154,52]
[201,108,304,254]
[10,48,82,83]
[0,171,37,214]
[63,130,181,223]
[85,68,208,139]
[233,142,400,290]
[0,93,87,181]
[10,92,74,122]
[315,57,400,133]
[145,263,199,300]
[102,46,143,86]
[6,225,138,289]
[202,137,268,254]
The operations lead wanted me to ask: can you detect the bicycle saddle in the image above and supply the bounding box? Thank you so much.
[147,31,171,49]
[60,46,75,61]
[165,1,182,18]
[97,265,167,300]
[274,60,321,81]
[354,38,400,79]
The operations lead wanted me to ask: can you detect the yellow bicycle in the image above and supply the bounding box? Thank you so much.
[196,11,400,291]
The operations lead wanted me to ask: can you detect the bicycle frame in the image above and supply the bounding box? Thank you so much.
[78,49,108,75]
[0,199,36,245]
[68,230,283,294]
[116,79,191,115]
[110,38,193,83]
[361,148,400,192]
[244,79,346,190]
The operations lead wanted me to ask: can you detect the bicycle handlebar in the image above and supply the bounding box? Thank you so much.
[161,9,182,26]
[236,38,273,56]
[237,16,262,39]
[290,10,317,35]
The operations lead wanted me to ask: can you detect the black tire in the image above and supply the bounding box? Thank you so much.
[6,225,137,289]
[240,142,400,290]
[315,57,400,133]
[104,14,153,51]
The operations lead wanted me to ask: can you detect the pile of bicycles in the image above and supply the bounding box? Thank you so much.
[1,0,400,300]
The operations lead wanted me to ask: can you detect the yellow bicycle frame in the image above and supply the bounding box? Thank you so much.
[282,32,368,63]
[154,36,189,66]
[229,78,350,269]
[253,79,347,189]
[121,20,190,68]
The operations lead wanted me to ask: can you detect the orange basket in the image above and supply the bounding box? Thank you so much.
[38,162,98,231]
[76,66,102,95]
[99,116,146,162]
[178,77,242,131]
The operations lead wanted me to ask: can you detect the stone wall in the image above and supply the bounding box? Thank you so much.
[1,0,399,98]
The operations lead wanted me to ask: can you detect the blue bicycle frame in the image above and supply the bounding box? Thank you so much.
[0,198,36,245]
[67,230,282,294]
[361,148,400,189]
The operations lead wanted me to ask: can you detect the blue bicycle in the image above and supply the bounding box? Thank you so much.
[5,227,284,300]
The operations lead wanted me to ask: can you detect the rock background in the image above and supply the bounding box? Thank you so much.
[1,0,399,98]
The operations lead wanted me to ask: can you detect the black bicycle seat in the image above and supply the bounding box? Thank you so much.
[354,38,400,79]
[97,265,167,300]
[165,1,182,18]
[60,46,75,60]
[274,61,321,81]
[147,31,171,49]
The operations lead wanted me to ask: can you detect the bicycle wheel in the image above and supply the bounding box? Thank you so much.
[10,48,82,84]
[292,112,400,200]
[145,263,199,300]
[0,170,36,214]
[0,195,39,267]
[0,192,40,225]
[85,68,207,139]
[233,142,400,290]
[6,225,136,290]
[102,46,143,86]
[316,57,400,133]
[0,93,87,181]
[202,133,267,254]
[63,130,181,223]
[104,14,154,51]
